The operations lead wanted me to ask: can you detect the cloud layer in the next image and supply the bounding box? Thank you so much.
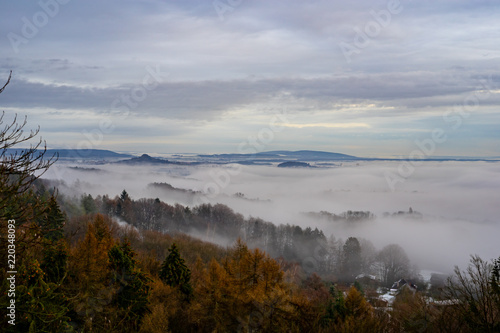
[44,160,500,272]
[1,0,500,155]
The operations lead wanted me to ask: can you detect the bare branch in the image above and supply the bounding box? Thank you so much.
[0,70,12,94]
[1,79,58,221]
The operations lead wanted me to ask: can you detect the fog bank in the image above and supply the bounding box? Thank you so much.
[44,160,500,272]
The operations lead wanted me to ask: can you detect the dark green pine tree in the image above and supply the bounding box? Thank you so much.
[353,280,364,296]
[342,237,362,281]
[81,193,97,214]
[40,196,68,283]
[40,195,65,241]
[108,240,151,330]
[321,285,347,328]
[492,257,500,293]
[15,259,72,332]
[41,239,68,284]
[159,243,193,298]
[492,257,500,316]
[120,189,130,201]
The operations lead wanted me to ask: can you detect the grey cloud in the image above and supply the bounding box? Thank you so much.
[1,0,499,155]
[2,70,498,119]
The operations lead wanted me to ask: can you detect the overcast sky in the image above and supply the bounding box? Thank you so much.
[1,0,499,156]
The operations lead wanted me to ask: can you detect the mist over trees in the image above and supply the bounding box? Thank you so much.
[341,237,362,281]
[377,244,410,287]
[57,190,400,283]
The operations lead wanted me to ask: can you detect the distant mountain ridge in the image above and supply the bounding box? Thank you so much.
[116,154,174,165]
[5,148,132,159]
[199,150,360,161]
[277,161,313,168]
[8,149,497,164]
[115,154,199,166]
[113,150,358,166]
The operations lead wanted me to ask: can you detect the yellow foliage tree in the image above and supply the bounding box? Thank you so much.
[190,240,298,332]
[67,214,115,330]
[332,286,386,333]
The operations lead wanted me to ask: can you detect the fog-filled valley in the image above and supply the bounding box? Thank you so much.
[44,159,500,274]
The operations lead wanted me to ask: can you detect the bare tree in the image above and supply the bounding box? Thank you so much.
[444,255,500,332]
[359,238,377,273]
[0,71,58,222]
[376,243,410,287]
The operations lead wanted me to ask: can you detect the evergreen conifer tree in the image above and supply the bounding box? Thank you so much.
[159,243,192,298]
[342,237,362,281]
[41,195,65,241]
[108,240,151,330]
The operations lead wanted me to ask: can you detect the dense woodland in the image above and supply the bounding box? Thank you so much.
[1,77,499,332]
